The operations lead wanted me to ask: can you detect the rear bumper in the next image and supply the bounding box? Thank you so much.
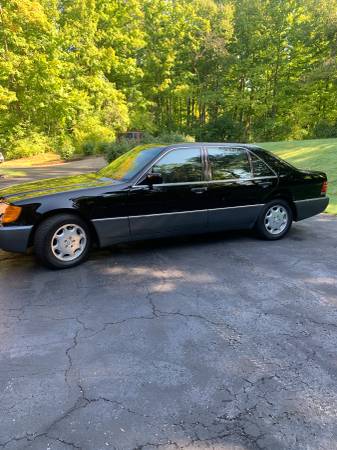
[294,197,329,221]
[0,225,33,253]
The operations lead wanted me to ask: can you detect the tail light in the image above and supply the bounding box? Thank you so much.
[321,181,328,195]
[0,203,22,224]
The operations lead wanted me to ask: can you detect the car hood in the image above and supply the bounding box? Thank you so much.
[0,173,119,203]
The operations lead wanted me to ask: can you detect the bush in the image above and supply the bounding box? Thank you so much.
[73,116,116,155]
[151,132,195,144]
[55,136,77,160]
[101,139,138,163]
[6,132,52,159]
[196,114,245,142]
[104,132,195,162]
[312,120,337,139]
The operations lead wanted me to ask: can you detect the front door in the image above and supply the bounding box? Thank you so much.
[128,147,208,239]
[205,146,278,231]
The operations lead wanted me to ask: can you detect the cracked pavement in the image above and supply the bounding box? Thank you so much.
[0,214,337,449]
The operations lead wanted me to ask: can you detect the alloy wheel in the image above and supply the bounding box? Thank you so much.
[51,224,87,262]
[264,205,289,235]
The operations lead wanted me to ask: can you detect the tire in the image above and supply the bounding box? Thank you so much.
[255,200,293,240]
[34,214,91,269]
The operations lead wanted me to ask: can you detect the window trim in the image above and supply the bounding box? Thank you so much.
[134,146,205,186]
[248,149,277,178]
[132,145,278,188]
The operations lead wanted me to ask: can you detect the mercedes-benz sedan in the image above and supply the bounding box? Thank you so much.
[0,143,329,269]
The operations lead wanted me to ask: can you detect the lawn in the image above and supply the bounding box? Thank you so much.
[259,138,337,215]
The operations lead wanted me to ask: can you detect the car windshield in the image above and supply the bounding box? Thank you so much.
[98,145,165,181]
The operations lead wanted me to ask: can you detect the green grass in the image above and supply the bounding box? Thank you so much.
[258,138,337,215]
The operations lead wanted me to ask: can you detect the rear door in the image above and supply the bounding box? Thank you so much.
[205,146,278,231]
[128,147,208,239]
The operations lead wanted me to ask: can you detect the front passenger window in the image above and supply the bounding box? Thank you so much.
[151,148,202,183]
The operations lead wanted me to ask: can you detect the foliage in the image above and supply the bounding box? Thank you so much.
[104,132,195,163]
[260,138,337,215]
[1,0,337,159]
[6,132,52,159]
[312,121,337,139]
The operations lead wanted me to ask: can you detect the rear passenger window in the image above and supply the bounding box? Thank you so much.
[250,153,275,177]
[207,147,251,180]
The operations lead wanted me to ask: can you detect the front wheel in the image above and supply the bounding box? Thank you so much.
[34,214,91,269]
[255,200,293,240]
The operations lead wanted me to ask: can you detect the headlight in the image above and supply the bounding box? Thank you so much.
[0,202,22,224]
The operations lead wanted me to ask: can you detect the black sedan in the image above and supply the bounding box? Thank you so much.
[0,143,329,269]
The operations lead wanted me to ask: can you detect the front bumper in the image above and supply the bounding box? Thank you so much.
[294,197,329,221]
[0,225,33,253]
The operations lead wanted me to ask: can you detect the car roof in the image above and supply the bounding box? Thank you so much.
[161,142,261,150]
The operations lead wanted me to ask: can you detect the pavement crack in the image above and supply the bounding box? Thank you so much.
[147,293,160,317]
[47,436,82,449]
[0,435,32,449]
[156,309,223,326]
[133,442,179,450]
[78,383,150,419]
[87,315,155,338]
[64,329,81,388]
[306,317,337,330]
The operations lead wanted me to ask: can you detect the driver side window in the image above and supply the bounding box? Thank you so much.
[151,148,203,184]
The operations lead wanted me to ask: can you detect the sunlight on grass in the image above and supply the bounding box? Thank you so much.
[258,138,337,215]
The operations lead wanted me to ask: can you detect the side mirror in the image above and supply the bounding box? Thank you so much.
[145,172,163,186]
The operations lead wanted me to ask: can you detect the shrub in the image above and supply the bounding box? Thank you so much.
[151,132,195,144]
[56,137,77,160]
[196,114,245,142]
[73,116,116,155]
[101,139,137,162]
[6,132,52,159]
[104,132,195,162]
[312,120,337,139]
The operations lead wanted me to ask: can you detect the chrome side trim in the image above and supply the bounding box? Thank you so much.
[129,209,206,219]
[91,204,264,222]
[294,197,326,204]
[209,204,263,212]
[92,217,128,222]
[132,176,278,189]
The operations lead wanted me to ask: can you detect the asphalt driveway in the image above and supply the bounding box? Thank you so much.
[1,162,337,449]
[0,157,106,188]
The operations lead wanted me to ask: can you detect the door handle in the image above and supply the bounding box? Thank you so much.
[191,187,208,194]
[130,185,150,192]
[255,181,273,188]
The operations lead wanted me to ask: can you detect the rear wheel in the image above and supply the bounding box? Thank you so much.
[255,200,293,240]
[34,214,91,269]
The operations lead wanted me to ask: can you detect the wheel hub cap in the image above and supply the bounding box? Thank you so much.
[51,224,87,262]
[264,205,288,235]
